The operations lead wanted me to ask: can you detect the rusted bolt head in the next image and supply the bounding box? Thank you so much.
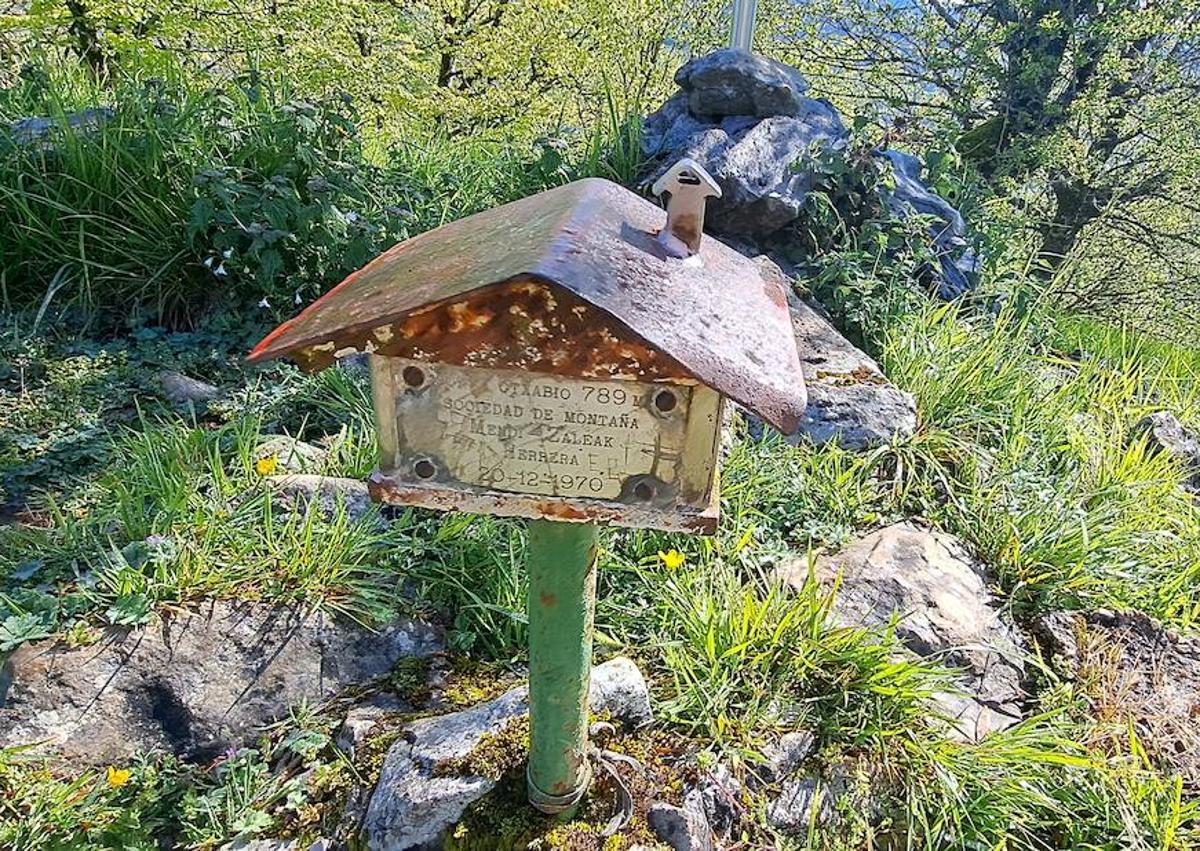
[402,365,426,388]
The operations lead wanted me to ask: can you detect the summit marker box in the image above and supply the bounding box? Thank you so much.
[249,175,807,533]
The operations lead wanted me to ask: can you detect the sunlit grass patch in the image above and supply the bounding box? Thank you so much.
[0,746,190,850]
[879,300,1200,625]
[0,702,357,850]
[0,410,399,635]
[2,285,1198,848]
[1053,315,1200,395]
[720,429,890,551]
[896,709,1200,850]
[653,558,949,747]
[390,512,528,656]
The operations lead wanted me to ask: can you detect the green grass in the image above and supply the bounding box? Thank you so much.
[878,301,1200,626]
[1053,314,1200,386]
[896,711,1200,850]
[0,65,406,323]
[3,54,1200,847]
[653,558,947,746]
[0,357,401,644]
[0,59,646,326]
[0,704,354,850]
[4,296,1199,848]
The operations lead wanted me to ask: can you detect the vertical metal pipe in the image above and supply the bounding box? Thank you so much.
[525,519,599,814]
[730,0,759,52]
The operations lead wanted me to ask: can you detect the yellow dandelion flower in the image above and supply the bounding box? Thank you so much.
[658,549,686,571]
[255,455,278,476]
[106,766,132,788]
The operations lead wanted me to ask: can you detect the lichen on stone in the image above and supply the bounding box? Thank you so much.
[387,655,433,705]
[434,715,530,781]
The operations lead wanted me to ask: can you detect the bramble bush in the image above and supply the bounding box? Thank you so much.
[784,133,940,348]
[0,65,406,324]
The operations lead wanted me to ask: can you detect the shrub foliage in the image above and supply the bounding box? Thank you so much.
[0,70,404,322]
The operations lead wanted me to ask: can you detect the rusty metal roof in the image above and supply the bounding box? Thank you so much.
[249,178,807,432]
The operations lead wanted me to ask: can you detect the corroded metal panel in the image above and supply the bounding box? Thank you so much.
[368,471,720,534]
[383,358,708,504]
[248,178,806,433]
[369,355,722,531]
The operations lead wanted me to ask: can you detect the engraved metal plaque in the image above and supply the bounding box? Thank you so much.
[369,356,723,531]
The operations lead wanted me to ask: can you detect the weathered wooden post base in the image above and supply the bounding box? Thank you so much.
[525,519,599,814]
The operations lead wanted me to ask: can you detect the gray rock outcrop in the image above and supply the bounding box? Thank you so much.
[787,292,916,449]
[647,799,713,851]
[777,523,1028,741]
[675,49,810,119]
[764,759,889,836]
[746,258,917,450]
[362,657,651,851]
[7,107,114,146]
[883,149,979,297]
[1036,609,1200,787]
[684,762,742,839]
[760,729,818,784]
[256,436,329,473]
[645,91,845,238]
[267,474,377,524]
[336,694,409,760]
[1137,411,1200,495]
[767,771,840,834]
[159,370,222,405]
[644,49,978,298]
[0,601,441,763]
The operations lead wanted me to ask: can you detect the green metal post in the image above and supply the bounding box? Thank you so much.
[525,519,599,814]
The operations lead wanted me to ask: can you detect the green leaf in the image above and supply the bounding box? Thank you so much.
[106,593,152,627]
[0,613,52,651]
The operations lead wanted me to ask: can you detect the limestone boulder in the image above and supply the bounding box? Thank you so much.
[256,436,328,474]
[159,370,222,405]
[0,601,441,763]
[643,49,977,298]
[684,762,742,839]
[883,149,980,298]
[9,107,114,146]
[267,474,377,524]
[787,292,916,450]
[760,729,818,784]
[1035,609,1200,787]
[767,772,840,834]
[674,48,810,119]
[777,523,1028,741]
[362,657,651,851]
[647,799,713,851]
[1136,411,1200,495]
[644,94,846,239]
[746,258,917,450]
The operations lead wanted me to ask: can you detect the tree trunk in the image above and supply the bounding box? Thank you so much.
[64,0,107,77]
[1039,177,1111,276]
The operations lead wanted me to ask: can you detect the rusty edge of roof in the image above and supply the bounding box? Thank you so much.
[249,178,807,432]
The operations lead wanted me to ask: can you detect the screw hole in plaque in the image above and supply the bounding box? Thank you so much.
[413,458,437,479]
[402,365,426,388]
[653,388,677,414]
